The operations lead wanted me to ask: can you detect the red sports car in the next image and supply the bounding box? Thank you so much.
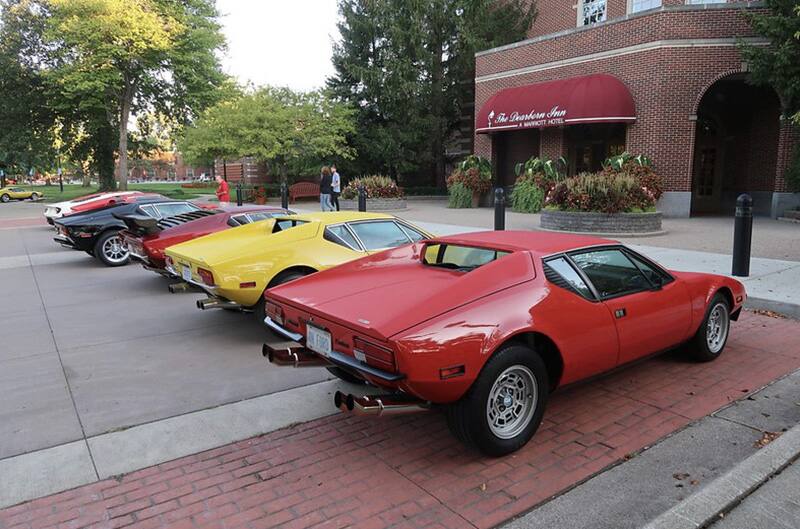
[120,205,292,276]
[263,231,746,456]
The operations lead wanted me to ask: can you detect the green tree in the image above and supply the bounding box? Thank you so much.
[0,1,58,184]
[740,0,800,118]
[328,0,535,186]
[0,0,227,190]
[180,87,356,181]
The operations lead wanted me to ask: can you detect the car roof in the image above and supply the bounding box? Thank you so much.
[283,211,394,224]
[432,230,618,256]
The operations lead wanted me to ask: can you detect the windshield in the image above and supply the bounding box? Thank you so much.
[422,243,509,272]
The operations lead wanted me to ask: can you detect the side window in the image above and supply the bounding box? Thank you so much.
[246,212,274,223]
[348,221,410,250]
[544,257,594,299]
[626,252,669,286]
[139,205,157,218]
[155,203,197,218]
[398,223,427,242]
[324,225,360,250]
[228,214,248,226]
[570,249,650,299]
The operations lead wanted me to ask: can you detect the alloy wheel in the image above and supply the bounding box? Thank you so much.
[706,302,730,354]
[486,365,538,440]
[102,235,129,264]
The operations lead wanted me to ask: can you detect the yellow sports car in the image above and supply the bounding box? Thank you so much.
[0,186,42,202]
[164,211,434,320]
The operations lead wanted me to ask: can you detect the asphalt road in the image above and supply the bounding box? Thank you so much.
[0,206,328,460]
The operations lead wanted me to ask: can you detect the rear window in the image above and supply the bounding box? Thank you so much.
[273,219,307,232]
[423,243,508,272]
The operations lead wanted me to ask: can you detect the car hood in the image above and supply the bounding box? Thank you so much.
[269,245,536,340]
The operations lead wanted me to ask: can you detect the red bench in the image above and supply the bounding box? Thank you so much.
[289,181,320,203]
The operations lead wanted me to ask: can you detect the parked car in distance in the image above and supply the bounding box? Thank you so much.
[0,186,42,202]
[119,205,293,276]
[54,197,209,266]
[164,211,433,324]
[263,231,747,456]
[44,191,149,224]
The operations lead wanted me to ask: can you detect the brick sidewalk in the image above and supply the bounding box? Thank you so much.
[2,312,799,529]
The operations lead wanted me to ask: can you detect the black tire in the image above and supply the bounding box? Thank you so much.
[255,269,313,322]
[0,194,9,203]
[446,344,549,457]
[93,230,129,267]
[688,293,731,362]
[30,192,40,201]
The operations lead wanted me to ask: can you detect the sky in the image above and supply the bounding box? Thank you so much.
[216,0,340,92]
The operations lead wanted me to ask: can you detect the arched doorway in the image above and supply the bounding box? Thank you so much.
[691,74,781,215]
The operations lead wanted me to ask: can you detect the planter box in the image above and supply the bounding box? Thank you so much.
[339,197,407,211]
[540,209,663,235]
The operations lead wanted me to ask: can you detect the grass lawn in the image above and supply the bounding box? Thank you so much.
[28,183,217,202]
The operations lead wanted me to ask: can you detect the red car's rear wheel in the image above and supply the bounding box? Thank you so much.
[447,344,549,457]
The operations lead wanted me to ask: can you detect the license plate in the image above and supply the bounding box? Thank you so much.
[306,324,332,357]
[181,265,192,282]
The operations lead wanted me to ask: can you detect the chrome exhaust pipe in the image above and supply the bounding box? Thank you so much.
[168,281,192,293]
[196,298,242,311]
[336,393,430,416]
[263,343,330,367]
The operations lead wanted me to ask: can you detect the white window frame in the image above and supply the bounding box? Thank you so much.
[577,0,607,27]
[628,0,661,14]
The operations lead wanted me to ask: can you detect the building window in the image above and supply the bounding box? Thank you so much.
[566,124,626,175]
[579,0,606,26]
[630,0,661,13]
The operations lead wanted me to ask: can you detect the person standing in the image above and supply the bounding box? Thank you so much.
[330,164,341,211]
[319,166,333,211]
[215,174,230,206]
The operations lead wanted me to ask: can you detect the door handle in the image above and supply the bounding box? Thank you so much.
[614,308,626,318]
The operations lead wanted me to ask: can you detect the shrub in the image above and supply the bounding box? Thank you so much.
[602,152,663,200]
[447,155,492,195]
[447,182,473,208]
[511,174,545,213]
[546,171,656,214]
[340,175,403,199]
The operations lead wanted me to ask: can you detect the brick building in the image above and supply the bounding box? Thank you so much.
[474,0,798,217]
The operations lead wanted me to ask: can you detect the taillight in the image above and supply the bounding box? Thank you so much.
[265,301,284,325]
[197,267,215,286]
[353,337,396,372]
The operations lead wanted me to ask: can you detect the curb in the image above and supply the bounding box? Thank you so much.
[641,423,800,529]
[745,296,800,320]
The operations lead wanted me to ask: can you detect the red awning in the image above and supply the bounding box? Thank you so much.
[476,74,636,134]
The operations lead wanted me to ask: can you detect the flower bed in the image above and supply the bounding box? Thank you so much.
[538,153,664,234]
[339,175,406,210]
[447,155,491,208]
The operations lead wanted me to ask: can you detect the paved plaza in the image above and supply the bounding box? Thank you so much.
[1,200,799,528]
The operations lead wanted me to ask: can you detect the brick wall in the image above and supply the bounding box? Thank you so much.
[472,4,792,194]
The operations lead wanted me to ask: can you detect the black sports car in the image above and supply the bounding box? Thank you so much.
[53,196,210,266]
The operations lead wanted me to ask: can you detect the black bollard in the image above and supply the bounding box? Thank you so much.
[732,193,753,277]
[235,181,243,206]
[358,184,367,212]
[494,187,505,231]
[280,181,288,210]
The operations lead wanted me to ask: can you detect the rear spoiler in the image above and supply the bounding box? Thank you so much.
[113,212,160,235]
